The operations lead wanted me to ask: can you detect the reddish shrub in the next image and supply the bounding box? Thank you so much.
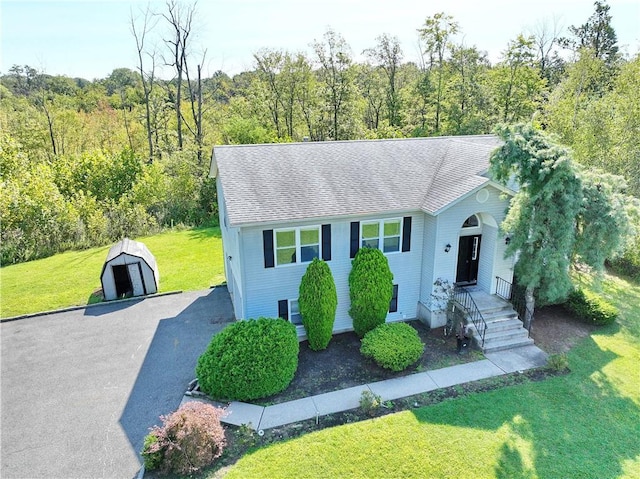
[141,401,226,476]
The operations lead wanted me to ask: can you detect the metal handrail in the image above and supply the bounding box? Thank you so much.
[495,276,513,302]
[495,276,534,337]
[452,287,487,348]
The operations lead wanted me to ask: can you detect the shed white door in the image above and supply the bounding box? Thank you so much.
[127,263,145,296]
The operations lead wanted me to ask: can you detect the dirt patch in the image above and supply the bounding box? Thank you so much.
[530,304,595,354]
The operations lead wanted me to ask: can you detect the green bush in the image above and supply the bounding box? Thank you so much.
[299,258,338,350]
[141,433,163,471]
[349,247,394,337]
[547,353,569,372]
[565,288,618,325]
[141,402,226,476]
[196,317,299,401]
[359,390,382,417]
[360,322,425,372]
[607,232,640,282]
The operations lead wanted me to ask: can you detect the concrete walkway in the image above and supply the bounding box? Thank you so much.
[182,344,548,432]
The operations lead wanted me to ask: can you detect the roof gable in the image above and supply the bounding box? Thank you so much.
[104,238,157,269]
[212,135,505,226]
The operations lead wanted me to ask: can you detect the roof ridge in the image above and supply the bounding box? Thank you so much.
[213,134,498,149]
[420,140,451,209]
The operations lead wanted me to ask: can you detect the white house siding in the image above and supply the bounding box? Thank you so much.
[477,224,497,293]
[237,213,425,335]
[430,185,513,294]
[419,214,438,305]
[217,178,244,319]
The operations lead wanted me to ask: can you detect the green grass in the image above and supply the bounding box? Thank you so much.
[219,272,640,479]
[0,227,224,318]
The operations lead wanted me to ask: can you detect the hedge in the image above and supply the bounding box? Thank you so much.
[360,322,425,372]
[196,317,299,401]
[349,247,394,337]
[565,288,618,326]
[299,258,338,350]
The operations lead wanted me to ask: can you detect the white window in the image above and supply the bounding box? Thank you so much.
[289,299,302,325]
[275,226,320,266]
[361,219,402,253]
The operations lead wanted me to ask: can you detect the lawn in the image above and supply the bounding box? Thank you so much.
[0,227,224,318]
[218,272,640,479]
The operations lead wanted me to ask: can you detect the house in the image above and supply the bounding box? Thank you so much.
[210,135,523,348]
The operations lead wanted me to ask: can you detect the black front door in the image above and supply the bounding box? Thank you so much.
[456,235,481,284]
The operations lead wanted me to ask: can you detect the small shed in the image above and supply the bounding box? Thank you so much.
[100,238,159,301]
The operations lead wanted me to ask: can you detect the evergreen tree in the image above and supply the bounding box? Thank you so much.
[490,123,633,326]
[298,258,338,351]
[565,0,619,67]
[348,248,393,337]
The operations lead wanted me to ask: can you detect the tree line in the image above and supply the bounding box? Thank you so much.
[0,0,638,271]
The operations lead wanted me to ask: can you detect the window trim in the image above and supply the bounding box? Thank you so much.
[460,214,482,237]
[389,284,399,313]
[278,299,303,326]
[274,225,321,267]
[289,299,302,326]
[360,218,403,254]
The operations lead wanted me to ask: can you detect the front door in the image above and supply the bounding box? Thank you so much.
[456,235,481,284]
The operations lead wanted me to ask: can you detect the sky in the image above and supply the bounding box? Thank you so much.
[1,0,639,80]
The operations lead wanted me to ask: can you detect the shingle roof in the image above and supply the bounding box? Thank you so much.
[212,135,503,226]
[104,238,157,269]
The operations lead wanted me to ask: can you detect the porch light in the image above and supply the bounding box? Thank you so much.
[444,243,451,253]
[505,237,511,245]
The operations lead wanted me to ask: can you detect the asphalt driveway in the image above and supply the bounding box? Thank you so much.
[1,287,234,479]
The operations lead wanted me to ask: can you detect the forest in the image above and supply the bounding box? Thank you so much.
[0,1,638,276]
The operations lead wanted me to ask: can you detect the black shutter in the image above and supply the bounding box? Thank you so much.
[389,284,399,313]
[402,216,412,252]
[350,221,360,258]
[263,230,274,268]
[322,224,332,261]
[278,300,288,320]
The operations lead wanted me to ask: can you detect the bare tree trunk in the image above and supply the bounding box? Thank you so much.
[184,49,206,165]
[196,63,203,165]
[163,0,196,151]
[41,91,57,157]
[130,5,157,162]
[523,284,535,330]
[120,90,135,152]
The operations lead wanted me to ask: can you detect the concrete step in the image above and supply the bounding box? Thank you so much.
[478,305,518,317]
[481,336,535,353]
[484,318,524,333]
[482,309,519,322]
[484,326,529,344]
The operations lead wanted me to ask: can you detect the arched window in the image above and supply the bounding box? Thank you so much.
[462,215,479,228]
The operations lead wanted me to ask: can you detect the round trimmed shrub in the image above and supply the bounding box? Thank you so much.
[349,247,394,337]
[299,258,338,350]
[360,322,425,372]
[141,402,226,476]
[565,288,618,326]
[196,317,299,401]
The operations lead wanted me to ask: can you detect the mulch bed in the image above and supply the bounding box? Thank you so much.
[261,304,592,406]
[258,320,482,406]
[184,307,592,478]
